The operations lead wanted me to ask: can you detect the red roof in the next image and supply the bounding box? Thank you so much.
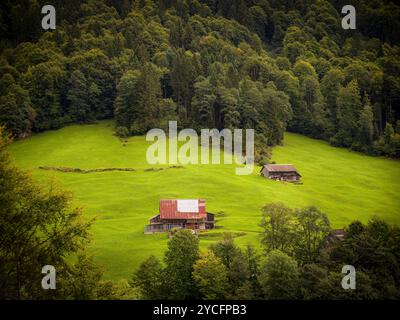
[159,199,206,220]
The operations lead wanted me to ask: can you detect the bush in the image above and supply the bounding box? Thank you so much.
[115,126,129,138]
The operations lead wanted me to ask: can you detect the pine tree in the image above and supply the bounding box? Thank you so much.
[354,97,374,152]
[67,70,92,122]
[136,62,162,131]
[332,79,362,147]
[114,70,141,132]
[192,76,216,128]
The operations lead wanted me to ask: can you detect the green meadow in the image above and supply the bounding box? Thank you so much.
[7,121,400,280]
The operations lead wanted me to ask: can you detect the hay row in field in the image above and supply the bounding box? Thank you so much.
[39,165,184,173]
[144,165,184,172]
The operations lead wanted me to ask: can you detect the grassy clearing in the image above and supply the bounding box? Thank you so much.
[8,121,400,280]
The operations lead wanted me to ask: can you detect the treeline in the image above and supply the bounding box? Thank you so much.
[132,204,400,300]
[0,0,400,157]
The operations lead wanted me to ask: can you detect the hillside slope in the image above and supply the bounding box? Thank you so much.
[8,121,400,280]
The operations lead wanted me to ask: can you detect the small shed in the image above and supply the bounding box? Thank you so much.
[325,229,346,245]
[330,229,346,241]
[260,164,301,182]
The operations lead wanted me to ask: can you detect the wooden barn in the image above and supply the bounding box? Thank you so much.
[325,229,346,246]
[260,164,301,182]
[144,199,215,233]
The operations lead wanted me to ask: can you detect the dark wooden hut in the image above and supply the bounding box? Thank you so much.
[260,164,301,182]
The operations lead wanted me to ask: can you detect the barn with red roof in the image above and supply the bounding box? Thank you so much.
[144,199,215,233]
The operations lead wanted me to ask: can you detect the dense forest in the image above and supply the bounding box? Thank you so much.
[0,0,400,159]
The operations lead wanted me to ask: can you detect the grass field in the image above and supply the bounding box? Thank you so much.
[7,121,400,280]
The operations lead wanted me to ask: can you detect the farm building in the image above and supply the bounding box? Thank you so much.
[144,199,215,233]
[325,229,346,245]
[260,164,301,182]
[327,229,346,241]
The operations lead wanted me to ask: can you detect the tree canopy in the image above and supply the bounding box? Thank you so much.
[0,0,399,157]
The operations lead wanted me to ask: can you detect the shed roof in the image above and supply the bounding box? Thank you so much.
[331,229,345,237]
[263,164,300,174]
[159,199,206,219]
